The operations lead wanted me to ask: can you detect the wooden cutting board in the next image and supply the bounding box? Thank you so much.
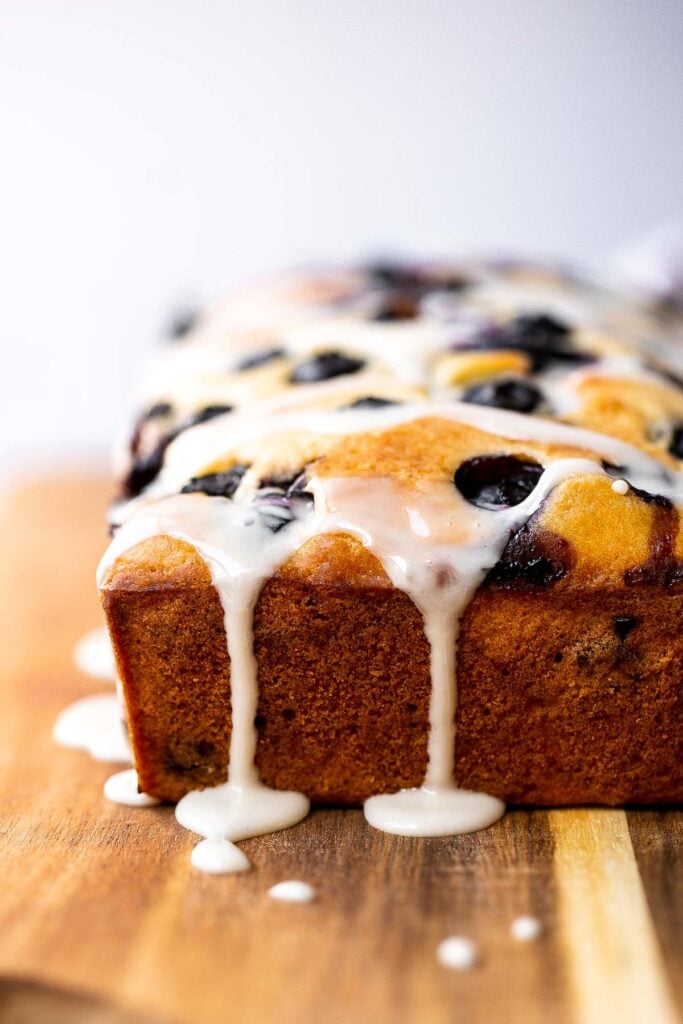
[0,475,680,1024]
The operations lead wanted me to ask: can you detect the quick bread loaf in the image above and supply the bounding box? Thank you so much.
[99,260,683,839]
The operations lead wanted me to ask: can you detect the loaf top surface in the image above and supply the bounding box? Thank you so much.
[101,255,683,601]
[113,258,683,512]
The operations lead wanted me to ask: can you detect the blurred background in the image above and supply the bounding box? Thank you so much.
[1,0,682,479]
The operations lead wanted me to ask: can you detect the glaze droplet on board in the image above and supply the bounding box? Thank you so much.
[53,693,131,764]
[267,880,316,903]
[364,787,505,837]
[437,936,479,970]
[104,769,160,807]
[190,837,251,874]
[510,915,543,941]
[176,781,309,842]
[73,626,116,681]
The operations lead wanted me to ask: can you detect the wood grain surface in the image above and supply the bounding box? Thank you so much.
[0,475,680,1024]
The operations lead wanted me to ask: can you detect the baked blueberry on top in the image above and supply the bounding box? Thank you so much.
[181,464,249,498]
[371,291,420,322]
[366,261,470,294]
[167,307,199,340]
[462,378,543,414]
[180,405,233,430]
[454,454,544,509]
[457,314,595,372]
[668,423,683,459]
[235,348,287,372]
[342,396,401,411]
[289,351,366,384]
[122,403,234,499]
[255,470,314,532]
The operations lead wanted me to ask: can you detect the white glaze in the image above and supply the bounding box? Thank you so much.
[267,880,316,903]
[510,915,543,941]
[437,936,479,970]
[315,458,614,836]
[53,693,131,764]
[100,491,313,843]
[611,479,630,495]
[120,397,671,520]
[190,837,251,875]
[104,769,160,807]
[73,626,116,682]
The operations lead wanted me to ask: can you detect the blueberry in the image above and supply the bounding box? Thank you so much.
[601,459,627,477]
[371,291,420,322]
[454,454,544,509]
[613,615,639,641]
[513,313,570,343]
[258,469,309,494]
[366,261,469,294]
[180,464,249,498]
[462,378,543,414]
[122,444,168,499]
[122,404,176,498]
[486,520,571,589]
[289,351,365,384]
[668,424,683,459]
[438,274,470,293]
[121,403,232,500]
[457,313,594,372]
[235,347,286,372]
[366,261,424,289]
[628,485,673,511]
[167,308,198,340]
[181,404,233,429]
[342,396,400,411]
[145,401,174,419]
[255,491,314,532]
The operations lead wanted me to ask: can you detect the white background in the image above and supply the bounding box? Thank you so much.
[1,0,682,478]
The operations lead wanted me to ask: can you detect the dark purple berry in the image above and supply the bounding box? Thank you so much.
[628,485,673,511]
[289,351,365,384]
[366,261,424,289]
[122,444,167,499]
[343,396,400,411]
[145,402,174,419]
[258,469,309,494]
[439,274,470,293]
[366,261,469,294]
[121,404,232,500]
[456,313,594,372]
[462,378,542,414]
[454,455,544,510]
[167,308,198,340]
[181,404,233,430]
[371,291,420,322]
[613,615,639,641]
[255,490,314,532]
[180,464,249,498]
[601,459,627,477]
[658,367,683,391]
[668,424,683,459]
[235,347,286,372]
[486,522,571,589]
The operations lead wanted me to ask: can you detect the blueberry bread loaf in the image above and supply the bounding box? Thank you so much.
[100,260,683,836]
